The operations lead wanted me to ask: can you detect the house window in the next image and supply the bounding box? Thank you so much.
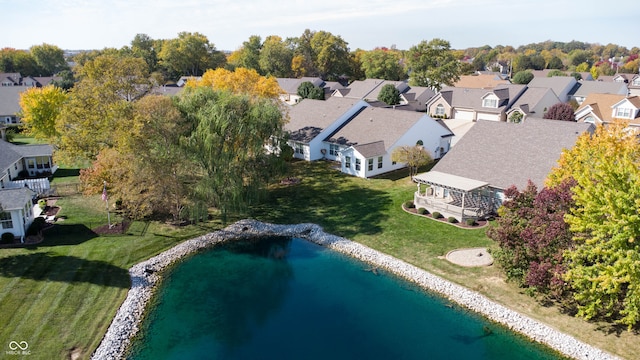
[584,116,595,123]
[367,158,373,171]
[633,78,640,87]
[329,144,340,156]
[355,158,361,171]
[482,98,498,108]
[345,156,351,168]
[0,212,12,229]
[294,143,304,155]
[615,107,632,119]
[435,104,445,116]
[27,159,35,169]
[377,156,383,169]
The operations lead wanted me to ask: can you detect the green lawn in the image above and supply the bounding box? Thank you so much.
[0,160,636,359]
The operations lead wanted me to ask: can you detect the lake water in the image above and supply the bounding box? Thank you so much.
[128,237,563,359]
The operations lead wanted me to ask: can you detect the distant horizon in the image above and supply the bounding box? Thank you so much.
[3,0,638,52]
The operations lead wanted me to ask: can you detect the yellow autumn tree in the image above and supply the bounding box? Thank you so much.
[548,121,640,328]
[187,67,283,99]
[19,85,68,141]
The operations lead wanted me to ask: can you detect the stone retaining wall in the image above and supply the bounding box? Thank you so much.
[91,220,621,360]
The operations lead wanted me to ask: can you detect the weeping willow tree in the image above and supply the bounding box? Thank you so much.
[175,87,287,223]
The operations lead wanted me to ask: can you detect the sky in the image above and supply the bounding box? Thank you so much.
[1,0,638,52]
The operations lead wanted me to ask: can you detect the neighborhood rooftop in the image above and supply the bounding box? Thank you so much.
[284,97,363,143]
[431,119,594,190]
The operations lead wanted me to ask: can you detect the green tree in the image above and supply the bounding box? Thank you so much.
[377,83,401,105]
[230,35,263,73]
[406,38,461,91]
[548,122,640,328]
[131,33,159,73]
[259,35,293,77]
[547,56,564,70]
[0,48,39,76]
[512,70,534,84]
[175,87,287,222]
[508,111,524,123]
[310,30,351,80]
[547,69,567,77]
[80,95,192,220]
[159,32,226,78]
[297,81,324,100]
[18,85,68,141]
[56,54,150,162]
[30,43,68,76]
[360,48,406,80]
[391,145,433,177]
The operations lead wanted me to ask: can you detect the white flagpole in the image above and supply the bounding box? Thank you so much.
[103,181,112,228]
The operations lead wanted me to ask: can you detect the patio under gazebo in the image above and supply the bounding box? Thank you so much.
[412,171,498,222]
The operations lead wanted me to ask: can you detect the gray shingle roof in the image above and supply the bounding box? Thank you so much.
[432,119,593,190]
[528,76,577,97]
[0,140,23,171]
[0,188,34,211]
[0,140,52,171]
[0,86,26,116]
[353,141,386,158]
[570,81,629,97]
[437,84,526,112]
[284,97,362,143]
[512,87,559,113]
[324,107,449,152]
[276,77,324,94]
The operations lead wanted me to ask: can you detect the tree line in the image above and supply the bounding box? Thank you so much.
[19,52,289,224]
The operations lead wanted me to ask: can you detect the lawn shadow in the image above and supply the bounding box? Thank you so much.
[250,162,392,239]
[0,252,130,288]
[29,224,99,247]
[52,168,81,179]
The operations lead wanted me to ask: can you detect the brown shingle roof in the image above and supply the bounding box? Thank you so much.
[575,93,627,123]
[454,74,510,89]
[432,119,593,190]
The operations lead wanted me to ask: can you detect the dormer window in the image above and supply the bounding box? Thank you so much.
[633,78,640,87]
[615,107,633,119]
[482,98,498,108]
[584,116,595,124]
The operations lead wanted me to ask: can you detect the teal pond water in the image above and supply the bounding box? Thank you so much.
[128,237,563,360]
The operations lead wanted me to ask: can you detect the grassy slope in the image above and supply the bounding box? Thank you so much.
[0,160,636,359]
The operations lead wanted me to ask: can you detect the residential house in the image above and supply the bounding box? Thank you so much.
[284,97,369,161]
[399,86,436,112]
[176,76,201,87]
[0,87,25,124]
[574,94,640,129]
[0,73,22,86]
[527,76,577,102]
[506,87,561,122]
[412,119,593,222]
[426,84,527,122]
[454,74,510,89]
[333,79,409,103]
[323,107,453,178]
[276,77,326,105]
[569,81,628,105]
[624,74,640,96]
[0,138,57,241]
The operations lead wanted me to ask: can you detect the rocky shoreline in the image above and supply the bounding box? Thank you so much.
[91,219,621,360]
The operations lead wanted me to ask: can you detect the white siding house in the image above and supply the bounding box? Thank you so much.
[325,107,453,178]
[284,97,369,161]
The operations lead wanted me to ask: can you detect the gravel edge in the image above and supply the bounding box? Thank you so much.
[91,219,621,360]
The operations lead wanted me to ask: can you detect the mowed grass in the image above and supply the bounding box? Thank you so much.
[0,160,637,359]
[0,195,223,359]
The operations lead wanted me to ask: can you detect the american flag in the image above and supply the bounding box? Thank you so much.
[101,182,108,202]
